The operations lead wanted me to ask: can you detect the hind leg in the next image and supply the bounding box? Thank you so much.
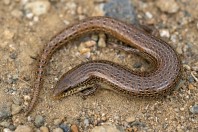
[79,83,100,99]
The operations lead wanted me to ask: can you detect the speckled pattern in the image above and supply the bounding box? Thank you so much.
[26,17,181,116]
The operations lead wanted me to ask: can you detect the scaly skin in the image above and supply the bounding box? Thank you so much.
[25,17,181,116]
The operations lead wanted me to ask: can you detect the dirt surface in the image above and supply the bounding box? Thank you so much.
[0,0,198,132]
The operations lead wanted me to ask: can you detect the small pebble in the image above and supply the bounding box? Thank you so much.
[145,12,153,19]
[176,43,183,54]
[156,0,179,13]
[78,42,91,54]
[101,115,107,122]
[9,52,18,59]
[8,124,16,131]
[78,47,91,54]
[103,0,137,24]
[11,9,23,19]
[170,34,178,43]
[174,108,179,112]
[183,64,191,71]
[12,97,22,105]
[63,20,70,25]
[33,16,39,22]
[77,6,84,15]
[91,125,121,132]
[11,104,22,115]
[65,2,77,15]
[84,118,89,127]
[24,95,31,101]
[126,116,135,123]
[159,29,170,38]
[26,13,34,19]
[3,29,15,40]
[3,0,10,5]
[114,115,120,120]
[188,75,195,83]
[188,84,195,90]
[7,74,18,84]
[53,128,63,132]
[24,1,51,16]
[190,104,198,114]
[24,95,31,106]
[0,104,11,121]
[15,125,33,132]
[59,123,70,132]
[54,118,62,125]
[71,124,79,132]
[3,128,12,132]
[35,115,44,127]
[91,34,99,41]
[180,107,185,111]
[98,33,106,47]
[84,40,96,48]
[127,126,138,132]
[27,116,32,122]
[40,126,49,132]
[0,121,10,127]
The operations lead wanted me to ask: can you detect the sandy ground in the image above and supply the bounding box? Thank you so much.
[0,0,198,131]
